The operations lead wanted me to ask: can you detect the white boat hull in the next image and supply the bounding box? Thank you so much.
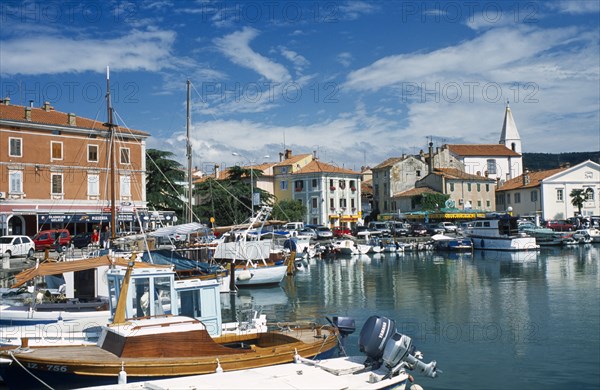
[234,264,287,286]
[470,236,539,251]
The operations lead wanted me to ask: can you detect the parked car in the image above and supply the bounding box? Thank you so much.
[333,227,352,237]
[545,220,575,232]
[71,232,93,249]
[368,221,391,236]
[389,222,410,236]
[298,227,317,239]
[352,225,370,237]
[0,235,35,258]
[32,229,71,251]
[426,223,445,235]
[410,223,428,237]
[314,226,333,239]
[437,222,458,233]
[283,222,305,231]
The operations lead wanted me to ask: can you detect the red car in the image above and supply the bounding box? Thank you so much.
[545,220,575,232]
[333,227,352,237]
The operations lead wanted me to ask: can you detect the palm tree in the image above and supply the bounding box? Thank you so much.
[570,188,585,215]
[146,149,185,216]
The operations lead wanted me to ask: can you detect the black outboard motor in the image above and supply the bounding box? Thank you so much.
[329,316,356,356]
[358,315,396,368]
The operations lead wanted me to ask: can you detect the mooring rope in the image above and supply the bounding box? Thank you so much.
[8,351,55,390]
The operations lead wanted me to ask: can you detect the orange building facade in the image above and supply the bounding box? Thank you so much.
[0,99,150,237]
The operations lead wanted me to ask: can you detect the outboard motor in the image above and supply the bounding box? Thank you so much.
[329,316,356,356]
[358,315,396,368]
[358,316,441,379]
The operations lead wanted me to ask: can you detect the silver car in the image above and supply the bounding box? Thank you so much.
[314,226,333,239]
[0,235,35,258]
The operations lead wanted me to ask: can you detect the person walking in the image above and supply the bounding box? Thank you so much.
[100,226,111,249]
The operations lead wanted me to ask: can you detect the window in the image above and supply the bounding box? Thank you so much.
[311,197,318,209]
[467,183,472,192]
[51,141,63,160]
[330,198,335,209]
[585,188,594,200]
[88,145,98,162]
[449,183,455,192]
[350,180,356,190]
[496,193,505,205]
[486,200,491,207]
[329,179,335,188]
[477,200,482,207]
[339,180,346,189]
[531,190,538,202]
[9,138,22,157]
[294,180,304,192]
[487,159,497,174]
[120,175,131,197]
[486,184,490,192]
[312,179,318,188]
[557,189,564,202]
[351,198,355,209]
[340,198,347,208]
[477,183,481,192]
[120,148,130,164]
[9,171,22,193]
[88,174,100,196]
[51,174,63,194]
[383,201,388,211]
[279,181,288,190]
[507,194,511,204]
[515,193,521,203]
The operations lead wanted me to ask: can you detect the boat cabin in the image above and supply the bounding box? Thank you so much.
[106,266,222,336]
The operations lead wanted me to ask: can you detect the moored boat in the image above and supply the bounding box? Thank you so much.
[466,215,539,251]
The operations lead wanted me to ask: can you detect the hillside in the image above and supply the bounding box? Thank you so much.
[523,151,600,171]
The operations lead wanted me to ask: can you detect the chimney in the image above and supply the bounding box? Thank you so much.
[29,100,34,108]
[214,164,220,178]
[313,150,318,160]
[428,142,434,174]
[522,169,530,186]
[284,149,292,159]
[42,101,53,111]
[278,152,283,162]
[25,107,32,121]
[2,97,9,105]
[67,113,76,126]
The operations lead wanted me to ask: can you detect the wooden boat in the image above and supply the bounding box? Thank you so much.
[465,215,539,251]
[78,315,440,390]
[0,262,341,390]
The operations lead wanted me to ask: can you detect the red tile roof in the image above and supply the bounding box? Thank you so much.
[294,160,360,175]
[0,103,149,136]
[394,187,441,197]
[274,153,313,166]
[432,168,495,181]
[373,157,404,169]
[447,144,520,157]
[497,167,567,191]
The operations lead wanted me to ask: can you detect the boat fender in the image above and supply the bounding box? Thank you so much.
[118,362,127,384]
[215,358,223,373]
[237,269,252,281]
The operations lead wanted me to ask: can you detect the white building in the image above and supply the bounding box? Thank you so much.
[497,160,600,220]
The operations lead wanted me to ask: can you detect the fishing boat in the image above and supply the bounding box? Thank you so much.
[0,262,342,389]
[465,214,539,251]
[77,315,441,390]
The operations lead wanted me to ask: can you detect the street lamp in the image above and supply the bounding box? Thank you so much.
[232,152,270,216]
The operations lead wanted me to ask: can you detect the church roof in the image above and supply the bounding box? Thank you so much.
[447,144,520,157]
[500,103,521,144]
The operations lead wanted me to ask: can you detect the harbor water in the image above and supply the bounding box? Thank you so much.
[225,245,600,390]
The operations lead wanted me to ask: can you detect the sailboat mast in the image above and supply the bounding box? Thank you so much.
[106,66,117,239]
[186,80,193,224]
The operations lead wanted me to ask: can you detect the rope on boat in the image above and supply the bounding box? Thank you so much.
[8,351,55,390]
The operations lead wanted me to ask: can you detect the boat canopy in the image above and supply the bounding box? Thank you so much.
[11,255,170,288]
[149,222,208,237]
[141,250,222,274]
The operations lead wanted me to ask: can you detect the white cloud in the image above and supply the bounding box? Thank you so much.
[0,29,176,75]
[278,46,310,74]
[339,1,379,20]
[337,52,353,67]
[547,1,600,14]
[214,27,291,83]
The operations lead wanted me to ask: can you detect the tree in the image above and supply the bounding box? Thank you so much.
[570,188,585,215]
[272,199,307,222]
[411,193,450,211]
[146,149,185,216]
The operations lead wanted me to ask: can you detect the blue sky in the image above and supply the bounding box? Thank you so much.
[1,1,599,173]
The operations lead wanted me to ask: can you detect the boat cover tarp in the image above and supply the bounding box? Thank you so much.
[141,250,222,274]
[11,255,170,288]
[148,223,208,237]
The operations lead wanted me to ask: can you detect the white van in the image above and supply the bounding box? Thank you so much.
[284,222,305,231]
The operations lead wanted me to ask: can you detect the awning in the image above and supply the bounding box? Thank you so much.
[148,222,208,238]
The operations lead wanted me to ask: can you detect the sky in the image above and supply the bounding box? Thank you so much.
[1,0,599,174]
